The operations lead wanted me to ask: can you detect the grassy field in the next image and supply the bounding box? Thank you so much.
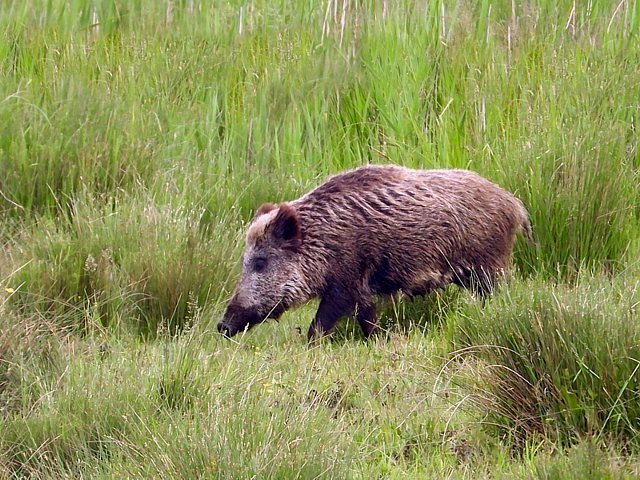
[1,0,639,478]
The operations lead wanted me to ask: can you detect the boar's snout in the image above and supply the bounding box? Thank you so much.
[216,321,232,337]
[217,317,245,338]
[217,303,263,338]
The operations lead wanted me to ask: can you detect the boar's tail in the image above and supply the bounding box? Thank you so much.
[516,201,534,244]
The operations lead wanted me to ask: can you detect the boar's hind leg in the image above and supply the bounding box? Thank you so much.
[470,268,496,297]
[307,286,355,341]
[455,267,495,298]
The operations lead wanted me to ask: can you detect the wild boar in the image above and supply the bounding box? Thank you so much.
[217,164,531,341]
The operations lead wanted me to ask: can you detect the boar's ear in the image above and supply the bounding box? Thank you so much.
[271,203,301,250]
[255,203,278,219]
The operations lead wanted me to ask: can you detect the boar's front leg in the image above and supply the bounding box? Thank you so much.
[355,299,378,338]
[307,285,355,341]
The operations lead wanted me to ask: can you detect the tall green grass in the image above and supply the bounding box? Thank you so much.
[2,0,638,268]
[9,196,243,335]
[451,274,640,448]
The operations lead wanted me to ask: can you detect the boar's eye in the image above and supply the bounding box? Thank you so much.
[252,257,268,273]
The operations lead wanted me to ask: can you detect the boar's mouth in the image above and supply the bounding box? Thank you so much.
[217,301,287,338]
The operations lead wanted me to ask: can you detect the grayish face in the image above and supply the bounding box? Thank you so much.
[217,204,304,337]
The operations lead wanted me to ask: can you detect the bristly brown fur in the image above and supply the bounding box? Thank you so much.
[218,164,533,341]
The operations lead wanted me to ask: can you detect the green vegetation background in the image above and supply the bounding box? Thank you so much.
[0,0,638,478]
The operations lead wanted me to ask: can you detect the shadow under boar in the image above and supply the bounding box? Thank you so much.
[217,164,532,341]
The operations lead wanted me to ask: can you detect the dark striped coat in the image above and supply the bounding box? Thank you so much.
[218,164,531,340]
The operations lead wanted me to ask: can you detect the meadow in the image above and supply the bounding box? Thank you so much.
[0,0,639,477]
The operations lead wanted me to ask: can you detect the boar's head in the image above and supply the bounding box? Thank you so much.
[217,203,305,337]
